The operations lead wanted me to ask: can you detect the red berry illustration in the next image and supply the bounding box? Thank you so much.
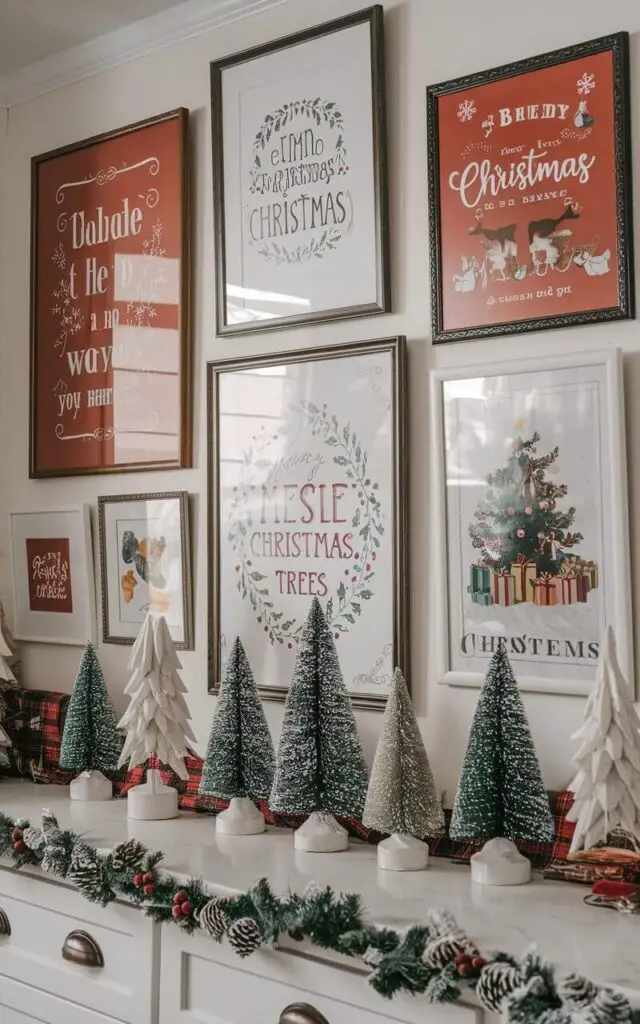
[372,553,377,561]
[133,874,144,887]
[264,625,268,632]
[14,841,26,854]
[472,956,486,970]
[174,890,188,904]
[287,643,293,650]
[142,872,154,883]
[366,563,371,571]
[360,500,365,506]
[351,576,357,583]
[11,827,22,842]
[181,902,192,917]
[373,483,378,490]
[358,491,363,498]
[172,904,183,919]
[143,884,155,896]
[334,633,339,639]
[458,963,471,977]
[235,565,240,572]
[454,953,469,967]
[257,616,262,623]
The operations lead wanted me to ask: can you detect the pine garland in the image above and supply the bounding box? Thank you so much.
[0,807,637,1024]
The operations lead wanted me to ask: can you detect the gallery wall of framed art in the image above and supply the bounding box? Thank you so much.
[3,0,640,794]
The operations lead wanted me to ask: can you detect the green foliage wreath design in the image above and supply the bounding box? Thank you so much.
[227,402,384,648]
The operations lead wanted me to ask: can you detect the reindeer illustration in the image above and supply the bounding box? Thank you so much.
[528,204,580,271]
[468,217,518,281]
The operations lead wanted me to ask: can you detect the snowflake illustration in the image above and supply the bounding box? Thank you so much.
[457,98,477,123]
[126,301,158,328]
[52,276,83,355]
[577,72,596,95]
[51,242,66,271]
[142,219,166,259]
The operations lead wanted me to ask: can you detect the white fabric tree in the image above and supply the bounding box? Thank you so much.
[118,614,195,779]
[567,626,640,853]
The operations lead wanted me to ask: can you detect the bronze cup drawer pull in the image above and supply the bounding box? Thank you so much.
[0,908,10,936]
[279,1004,330,1024]
[61,930,104,967]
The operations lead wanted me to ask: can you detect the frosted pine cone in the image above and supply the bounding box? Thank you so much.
[476,961,520,1013]
[198,897,230,941]
[227,917,263,959]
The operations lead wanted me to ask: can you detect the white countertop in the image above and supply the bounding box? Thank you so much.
[1,780,638,1001]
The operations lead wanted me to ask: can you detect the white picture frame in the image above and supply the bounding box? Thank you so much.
[210,6,389,335]
[9,505,95,645]
[431,349,632,696]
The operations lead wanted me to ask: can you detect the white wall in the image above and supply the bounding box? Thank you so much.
[1,0,639,802]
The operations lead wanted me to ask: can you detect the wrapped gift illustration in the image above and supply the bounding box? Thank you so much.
[491,568,516,607]
[584,560,599,590]
[533,572,558,607]
[552,568,578,605]
[472,591,494,606]
[510,556,537,603]
[468,563,492,595]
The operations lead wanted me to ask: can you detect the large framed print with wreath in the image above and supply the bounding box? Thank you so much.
[9,506,95,645]
[98,491,193,649]
[30,109,191,477]
[427,33,634,343]
[208,337,407,709]
[210,6,389,335]
[431,350,632,696]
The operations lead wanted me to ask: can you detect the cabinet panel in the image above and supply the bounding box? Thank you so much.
[0,976,123,1024]
[0,869,157,1024]
[160,924,481,1024]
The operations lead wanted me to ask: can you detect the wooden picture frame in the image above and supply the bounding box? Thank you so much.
[98,491,193,649]
[9,505,95,645]
[430,349,633,696]
[210,6,390,335]
[427,33,634,343]
[208,337,408,709]
[30,108,191,477]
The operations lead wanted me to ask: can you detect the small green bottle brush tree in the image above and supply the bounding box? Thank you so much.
[198,637,275,835]
[270,597,369,852]
[363,667,444,871]
[450,641,554,885]
[59,643,122,802]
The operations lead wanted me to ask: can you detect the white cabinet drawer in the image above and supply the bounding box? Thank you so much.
[1,976,125,1024]
[0,868,158,1024]
[160,922,481,1024]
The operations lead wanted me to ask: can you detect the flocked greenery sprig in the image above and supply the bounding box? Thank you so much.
[0,807,637,1024]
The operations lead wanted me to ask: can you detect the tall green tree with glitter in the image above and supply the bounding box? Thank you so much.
[199,637,275,835]
[270,598,369,852]
[450,643,553,843]
[363,668,444,870]
[60,643,122,800]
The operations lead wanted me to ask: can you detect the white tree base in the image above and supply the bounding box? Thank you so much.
[217,797,265,836]
[295,811,348,852]
[69,770,112,802]
[127,769,179,821]
[377,833,429,871]
[470,838,531,886]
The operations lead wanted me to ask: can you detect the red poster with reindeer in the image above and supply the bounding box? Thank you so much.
[427,34,633,342]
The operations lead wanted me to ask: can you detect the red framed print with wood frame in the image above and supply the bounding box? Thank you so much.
[30,108,191,477]
[427,33,633,343]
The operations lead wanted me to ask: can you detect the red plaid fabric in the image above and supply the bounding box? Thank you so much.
[12,690,70,770]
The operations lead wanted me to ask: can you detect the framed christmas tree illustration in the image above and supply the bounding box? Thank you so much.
[431,350,632,695]
[208,337,408,709]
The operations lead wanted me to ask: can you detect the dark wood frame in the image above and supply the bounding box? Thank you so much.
[207,337,408,710]
[210,6,390,336]
[30,108,192,477]
[427,33,634,343]
[97,490,194,650]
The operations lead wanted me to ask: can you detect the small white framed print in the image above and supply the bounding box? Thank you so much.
[9,505,95,645]
[98,491,193,649]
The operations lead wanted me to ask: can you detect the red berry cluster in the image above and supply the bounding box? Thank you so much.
[132,871,156,896]
[454,952,486,978]
[172,889,192,920]
[11,826,25,854]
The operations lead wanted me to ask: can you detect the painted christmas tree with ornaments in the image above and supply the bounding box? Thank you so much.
[467,425,598,609]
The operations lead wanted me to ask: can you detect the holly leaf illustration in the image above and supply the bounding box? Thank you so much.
[360,590,373,600]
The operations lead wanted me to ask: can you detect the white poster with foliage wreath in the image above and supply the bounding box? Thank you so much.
[214,9,387,331]
[211,340,406,706]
